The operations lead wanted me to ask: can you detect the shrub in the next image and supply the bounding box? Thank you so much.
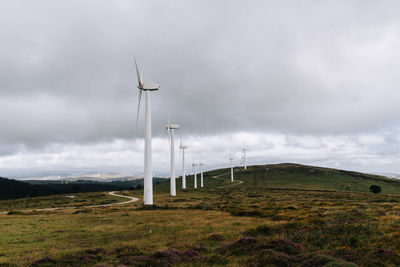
[369,185,381,194]
[246,249,293,267]
[244,225,272,236]
[153,249,181,264]
[324,261,358,267]
[119,255,161,266]
[72,209,91,214]
[180,249,202,261]
[230,209,263,217]
[207,233,225,241]
[7,211,24,215]
[30,257,57,267]
[267,239,303,255]
[206,254,229,265]
[113,245,142,257]
[299,254,335,267]
[214,237,258,255]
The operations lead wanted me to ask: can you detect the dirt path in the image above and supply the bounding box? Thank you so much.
[211,172,244,188]
[1,173,244,215]
[0,191,139,215]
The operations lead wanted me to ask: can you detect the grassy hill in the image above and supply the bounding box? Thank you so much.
[165,163,400,196]
[1,163,400,266]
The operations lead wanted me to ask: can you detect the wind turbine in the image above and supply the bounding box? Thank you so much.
[230,153,234,182]
[199,162,204,188]
[166,118,180,196]
[192,162,198,189]
[135,58,160,205]
[241,148,247,170]
[179,140,188,189]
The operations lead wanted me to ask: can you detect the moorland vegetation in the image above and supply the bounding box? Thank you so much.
[1,163,400,266]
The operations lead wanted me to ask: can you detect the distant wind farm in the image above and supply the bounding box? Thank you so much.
[2,1,400,266]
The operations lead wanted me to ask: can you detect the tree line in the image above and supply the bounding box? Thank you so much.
[0,177,139,200]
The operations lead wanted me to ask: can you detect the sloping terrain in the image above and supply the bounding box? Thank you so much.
[201,163,400,195]
[1,163,400,266]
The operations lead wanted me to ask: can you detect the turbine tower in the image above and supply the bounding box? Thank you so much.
[199,162,204,188]
[135,58,160,205]
[179,140,188,189]
[230,153,234,182]
[241,148,247,170]
[192,162,198,189]
[166,119,180,196]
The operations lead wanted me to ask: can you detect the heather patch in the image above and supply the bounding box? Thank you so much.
[113,245,142,257]
[266,239,303,255]
[214,237,258,255]
[244,225,272,236]
[298,254,336,267]
[135,205,178,211]
[205,233,225,242]
[230,208,264,217]
[245,249,294,267]
[30,257,57,267]
[205,254,229,265]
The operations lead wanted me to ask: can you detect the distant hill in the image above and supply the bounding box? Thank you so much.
[199,163,400,195]
[0,177,167,200]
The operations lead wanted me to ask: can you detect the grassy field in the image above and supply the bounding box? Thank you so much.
[1,163,400,266]
[204,163,400,194]
[0,191,124,212]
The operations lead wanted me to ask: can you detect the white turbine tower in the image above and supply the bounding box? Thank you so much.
[135,58,160,205]
[192,162,198,189]
[199,162,204,188]
[230,153,234,182]
[179,140,188,189]
[166,118,180,196]
[241,148,247,170]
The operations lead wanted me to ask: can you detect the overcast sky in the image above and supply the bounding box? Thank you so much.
[1,0,400,177]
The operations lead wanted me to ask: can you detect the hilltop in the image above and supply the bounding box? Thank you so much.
[198,163,400,195]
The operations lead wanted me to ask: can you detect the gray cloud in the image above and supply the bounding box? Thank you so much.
[1,1,400,175]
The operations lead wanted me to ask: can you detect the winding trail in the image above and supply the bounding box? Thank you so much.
[211,172,244,188]
[108,191,139,205]
[0,191,139,215]
[1,172,243,215]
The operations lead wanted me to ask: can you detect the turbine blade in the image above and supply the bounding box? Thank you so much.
[136,90,142,130]
[134,57,143,88]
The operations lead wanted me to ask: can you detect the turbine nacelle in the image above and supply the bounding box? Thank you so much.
[179,139,188,150]
[138,82,160,91]
[166,124,180,130]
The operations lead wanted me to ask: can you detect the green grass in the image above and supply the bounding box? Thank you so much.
[1,163,400,266]
[0,191,123,212]
[208,163,400,195]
